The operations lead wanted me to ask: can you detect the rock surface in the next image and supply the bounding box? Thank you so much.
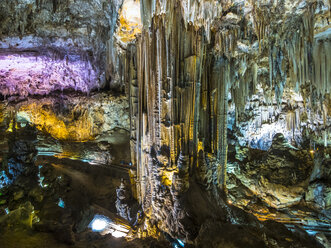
[228,134,314,209]
[0,92,130,141]
[0,0,124,96]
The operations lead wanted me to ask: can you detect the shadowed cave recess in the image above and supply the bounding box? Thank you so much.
[0,0,330,247]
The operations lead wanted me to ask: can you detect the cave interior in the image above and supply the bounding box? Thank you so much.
[0,0,330,247]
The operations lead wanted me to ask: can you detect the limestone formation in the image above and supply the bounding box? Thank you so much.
[0,0,330,247]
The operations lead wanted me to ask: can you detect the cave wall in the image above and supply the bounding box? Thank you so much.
[0,0,124,96]
[117,0,331,239]
[0,0,330,246]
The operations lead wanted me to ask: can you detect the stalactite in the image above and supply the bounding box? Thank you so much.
[285,3,331,109]
[313,30,331,98]
[123,0,331,238]
[215,58,229,191]
[127,3,236,225]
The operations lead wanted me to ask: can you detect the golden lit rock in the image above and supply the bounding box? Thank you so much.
[116,0,142,44]
[20,103,94,141]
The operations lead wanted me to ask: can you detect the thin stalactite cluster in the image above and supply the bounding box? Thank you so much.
[112,0,331,240]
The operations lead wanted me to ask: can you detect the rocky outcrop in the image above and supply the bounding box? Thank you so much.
[0,123,38,189]
[225,140,331,246]
[0,91,131,167]
[0,123,163,247]
[0,92,129,141]
[227,133,314,209]
[306,155,331,215]
[0,51,99,97]
[115,178,141,226]
[0,0,124,96]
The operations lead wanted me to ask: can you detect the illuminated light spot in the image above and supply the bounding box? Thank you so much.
[6,120,14,132]
[197,141,204,152]
[305,230,317,236]
[58,198,65,208]
[37,151,57,156]
[89,215,130,238]
[34,216,41,223]
[309,150,315,159]
[177,239,185,247]
[89,215,110,232]
[110,223,130,233]
[228,200,233,205]
[111,230,127,238]
[161,169,177,186]
[92,219,108,231]
[38,165,46,188]
[39,180,49,188]
[5,208,9,214]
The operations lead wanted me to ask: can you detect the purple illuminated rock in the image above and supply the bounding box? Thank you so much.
[0,0,124,96]
[0,53,100,96]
